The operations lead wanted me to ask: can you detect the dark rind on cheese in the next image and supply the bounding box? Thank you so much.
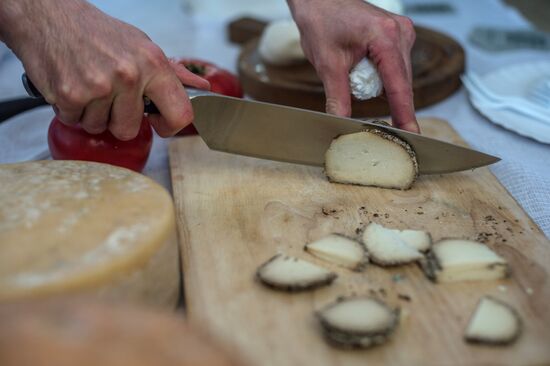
[419,250,441,282]
[316,296,400,349]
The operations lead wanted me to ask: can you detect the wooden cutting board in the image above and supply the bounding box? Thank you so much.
[169,118,550,366]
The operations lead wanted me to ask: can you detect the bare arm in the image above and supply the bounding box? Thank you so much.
[0,0,209,139]
[287,0,419,133]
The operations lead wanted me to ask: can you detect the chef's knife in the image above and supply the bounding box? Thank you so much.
[22,74,499,174]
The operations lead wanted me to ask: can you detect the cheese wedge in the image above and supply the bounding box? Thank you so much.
[256,254,337,291]
[361,223,424,266]
[465,296,521,345]
[325,129,418,190]
[304,234,368,271]
[421,239,509,283]
[0,161,179,308]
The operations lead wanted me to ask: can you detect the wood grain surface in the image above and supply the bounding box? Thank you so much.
[169,118,550,366]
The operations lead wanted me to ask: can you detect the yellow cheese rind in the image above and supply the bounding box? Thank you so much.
[0,161,179,308]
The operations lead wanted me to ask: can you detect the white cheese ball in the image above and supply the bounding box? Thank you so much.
[349,59,383,100]
[258,20,306,66]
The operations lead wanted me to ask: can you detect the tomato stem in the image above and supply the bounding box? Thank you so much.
[184,63,206,76]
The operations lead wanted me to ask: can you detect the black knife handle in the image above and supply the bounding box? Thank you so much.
[21,73,160,114]
[0,96,49,124]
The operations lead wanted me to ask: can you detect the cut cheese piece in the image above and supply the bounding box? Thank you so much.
[465,296,521,345]
[394,229,432,252]
[316,296,399,349]
[256,254,336,291]
[304,234,368,271]
[361,223,424,266]
[0,161,179,308]
[0,298,241,366]
[421,239,509,283]
[325,129,418,190]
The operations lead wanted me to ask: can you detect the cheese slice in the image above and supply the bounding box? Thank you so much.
[304,234,368,271]
[361,223,424,265]
[465,296,521,344]
[422,239,509,283]
[0,161,179,308]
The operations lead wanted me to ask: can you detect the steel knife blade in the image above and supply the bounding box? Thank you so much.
[185,89,499,174]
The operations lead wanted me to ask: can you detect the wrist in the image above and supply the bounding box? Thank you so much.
[287,0,318,24]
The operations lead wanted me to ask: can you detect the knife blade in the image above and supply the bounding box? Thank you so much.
[22,74,499,173]
[184,89,499,174]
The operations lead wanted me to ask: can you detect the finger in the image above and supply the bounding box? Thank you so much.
[145,73,193,137]
[169,62,211,90]
[400,44,414,84]
[79,98,112,134]
[318,62,352,117]
[372,46,419,133]
[108,89,144,141]
[55,106,84,126]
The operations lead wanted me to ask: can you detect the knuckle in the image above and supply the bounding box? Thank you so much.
[315,60,338,78]
[140,44,167,69]
[85,72,113,98]
[114,59,140,86]
[165,110,194,134]
[380,17,400,38]
[397,16,416,44]
[386,86,413,99]
[397,16,415,33]
[55,83,87,107]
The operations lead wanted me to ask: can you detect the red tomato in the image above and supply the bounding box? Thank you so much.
[48,116,153,172]
[175,58,243,136]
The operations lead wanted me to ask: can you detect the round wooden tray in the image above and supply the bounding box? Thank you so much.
[238,26,465,118]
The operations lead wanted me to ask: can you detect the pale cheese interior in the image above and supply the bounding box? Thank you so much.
[321,298,395,333]
[325,131,416,189]
[466,297,519,342]
[362,223,423,264]
[259,256,333,286]
[395,229,431,251]
[433,239,508,282]
[305,234,366,268]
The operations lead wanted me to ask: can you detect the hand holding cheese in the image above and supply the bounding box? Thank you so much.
[287,0,419,133]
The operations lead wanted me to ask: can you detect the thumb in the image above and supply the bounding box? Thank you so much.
[319,67,352,117]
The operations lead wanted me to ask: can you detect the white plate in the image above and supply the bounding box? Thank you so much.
[468,61,550,144]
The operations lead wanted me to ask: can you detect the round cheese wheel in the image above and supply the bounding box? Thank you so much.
[0,160,179,308]
[0,299,241,366]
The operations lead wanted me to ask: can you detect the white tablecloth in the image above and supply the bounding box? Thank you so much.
[0,0,548,237]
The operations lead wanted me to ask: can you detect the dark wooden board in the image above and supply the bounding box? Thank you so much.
[233,20,465,118]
